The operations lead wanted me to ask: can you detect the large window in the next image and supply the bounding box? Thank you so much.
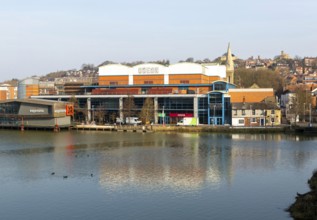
[0,102,20,114]
[213,82,226,91]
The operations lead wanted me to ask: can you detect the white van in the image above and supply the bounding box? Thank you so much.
[125,117,142,125]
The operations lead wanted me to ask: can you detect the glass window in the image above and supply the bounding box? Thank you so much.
[238,119,244,124]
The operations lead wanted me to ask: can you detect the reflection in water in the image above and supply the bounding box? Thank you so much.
[1,131,317,189]
[1,130,317,220]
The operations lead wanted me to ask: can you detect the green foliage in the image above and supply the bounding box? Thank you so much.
[234,68,284,95]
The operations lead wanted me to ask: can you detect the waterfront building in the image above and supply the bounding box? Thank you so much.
[229,87,280,126]
[0,84,17,100]
[231,102,281,127]
[30,44,237,125]
[0,99,73,129]
[31,44,282,126]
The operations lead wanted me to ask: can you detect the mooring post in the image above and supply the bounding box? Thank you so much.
[20,116,24,131]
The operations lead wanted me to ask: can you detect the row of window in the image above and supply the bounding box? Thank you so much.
[233,109,275,116]
[109,80,191,85]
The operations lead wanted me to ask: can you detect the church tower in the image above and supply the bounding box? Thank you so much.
[226,43,234,84]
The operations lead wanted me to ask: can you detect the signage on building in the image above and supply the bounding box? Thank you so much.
[66,104,74,116]
[169,113,193,117]
[54,109,66,113]
[138,67,160,74]
[30,109,45,113]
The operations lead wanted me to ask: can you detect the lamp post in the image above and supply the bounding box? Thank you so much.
[309,103,312,127]
[250,105,252,127]
[162,105,165,126]
[303,102,306,122]
[213,104,216,126]
[92,105,94,124]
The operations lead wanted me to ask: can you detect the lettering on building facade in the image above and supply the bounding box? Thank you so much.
[30,109,45,113]
[138,67,160,74]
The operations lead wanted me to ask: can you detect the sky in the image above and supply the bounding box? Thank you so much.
[1,0,317,82]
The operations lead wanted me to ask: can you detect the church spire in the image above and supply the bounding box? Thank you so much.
[226,43,234,84]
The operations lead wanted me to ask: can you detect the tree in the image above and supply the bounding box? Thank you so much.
[203,58,211,63]
[234,68,285,95]
[94,108,106,124]
[139,97,154,124]
[185,57,194,63]
[68,96,88,123]
[81,64,95,70]
[289,87,313,124]
[122,95,137,119]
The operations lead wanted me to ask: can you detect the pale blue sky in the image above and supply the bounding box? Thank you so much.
[1,0,316,81]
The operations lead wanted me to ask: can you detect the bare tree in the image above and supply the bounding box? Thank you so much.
[94,108,106,124]
[122,95,137,119]
[68,96,88,123]
[139,97,154,124]
[289,88,312,124]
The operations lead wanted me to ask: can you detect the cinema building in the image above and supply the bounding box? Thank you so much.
[0,99,73,129]
[29,45,238,125]
[31,44,278,126]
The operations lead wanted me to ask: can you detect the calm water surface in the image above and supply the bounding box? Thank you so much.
[0,130,316,220]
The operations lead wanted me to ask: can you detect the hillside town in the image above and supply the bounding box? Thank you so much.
[0,45,316,129]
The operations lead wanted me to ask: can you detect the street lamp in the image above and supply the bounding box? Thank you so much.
[92,105,94,123]
[162,105,165,126]
[213,104,216,126]
[309,103,312,127]
[250,105,252,127]
[303,102,306,122]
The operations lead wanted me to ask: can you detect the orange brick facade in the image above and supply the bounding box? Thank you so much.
[26,84,39,97]
[133,75,164,85]
[99,76,129,86]
[229,90,274,103]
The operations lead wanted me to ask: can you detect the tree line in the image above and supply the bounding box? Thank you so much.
[234,68,285,95]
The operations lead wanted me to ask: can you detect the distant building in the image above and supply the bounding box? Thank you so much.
[0,84,17,100]
[18,77,39,99]
[276,50,291,60]
[54,77,97,95]
[39,81,56,95]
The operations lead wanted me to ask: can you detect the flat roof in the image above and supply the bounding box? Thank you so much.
[0,99,68,106]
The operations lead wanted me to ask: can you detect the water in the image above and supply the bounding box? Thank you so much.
[0,130,316,220]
